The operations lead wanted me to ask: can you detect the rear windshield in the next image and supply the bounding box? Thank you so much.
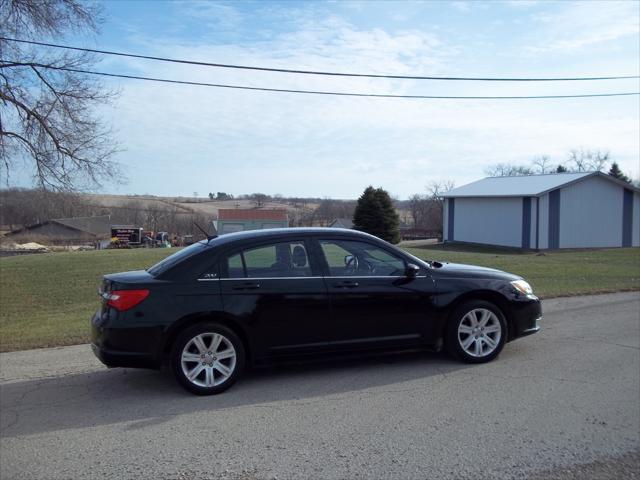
[147,241,210,276]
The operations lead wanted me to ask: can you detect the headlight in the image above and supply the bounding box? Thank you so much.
[511,279,534,295]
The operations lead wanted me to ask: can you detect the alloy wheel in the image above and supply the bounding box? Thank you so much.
[180,333,237,387]
[457,308,502,358]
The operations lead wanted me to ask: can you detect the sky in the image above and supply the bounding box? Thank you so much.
[15,0,640,198]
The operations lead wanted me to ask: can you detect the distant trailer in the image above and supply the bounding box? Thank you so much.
[111,226,144,245]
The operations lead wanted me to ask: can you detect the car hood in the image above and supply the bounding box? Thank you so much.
[431,262,520,281]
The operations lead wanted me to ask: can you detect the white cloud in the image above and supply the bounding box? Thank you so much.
[505,0,540,8]
[178,1,243,31]
[97,5,639,198]
[525,1,639,53]
[451,2,472,13]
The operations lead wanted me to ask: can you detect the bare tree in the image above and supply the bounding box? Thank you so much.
[0,187,86,227]
[313,199,334,227]
[484,163,534,177]
[427,180,455,199]
[486,149,611,177]
[408,193,431,228]
[249,193,269,208]
[532,155,552,174]
[426,180,454,238]
[567,148,610,172]
[313,198,356,226]
[0,0,120,190]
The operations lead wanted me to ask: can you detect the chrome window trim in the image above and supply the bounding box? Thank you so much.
[326,275,429,279]
[222,276,322,280]
[198,275,428,281]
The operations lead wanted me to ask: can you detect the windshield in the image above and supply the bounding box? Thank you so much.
[388,245,431,268]
[147,241,210,276]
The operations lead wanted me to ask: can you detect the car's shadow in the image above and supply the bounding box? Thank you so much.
[0,350,473,438]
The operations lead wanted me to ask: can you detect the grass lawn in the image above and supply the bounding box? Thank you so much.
[406,245,640,299]
[0,249,173,353]
[1,245,639,352]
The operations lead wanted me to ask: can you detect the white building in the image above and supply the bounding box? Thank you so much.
[442,172,640,249]
[329,218,354,229]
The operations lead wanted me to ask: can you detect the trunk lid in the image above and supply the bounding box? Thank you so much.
[99,270,157,313]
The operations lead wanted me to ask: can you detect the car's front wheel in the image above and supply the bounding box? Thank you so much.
[446,300,506,363]
[171,322,245,395]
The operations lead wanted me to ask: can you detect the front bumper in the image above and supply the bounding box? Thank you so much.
[507,297,542,341]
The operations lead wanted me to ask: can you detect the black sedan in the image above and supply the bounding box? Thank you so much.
[91,228,541,394]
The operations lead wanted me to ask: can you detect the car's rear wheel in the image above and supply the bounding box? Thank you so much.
[446,300,506,363]
[171,322,245,395]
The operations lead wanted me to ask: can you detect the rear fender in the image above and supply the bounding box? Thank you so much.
[160,312,253,363]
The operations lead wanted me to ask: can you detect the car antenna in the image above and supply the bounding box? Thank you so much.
[194,222,217,242]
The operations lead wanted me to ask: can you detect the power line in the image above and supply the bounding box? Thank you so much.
[2,36,639,82]
[2,61,638,100]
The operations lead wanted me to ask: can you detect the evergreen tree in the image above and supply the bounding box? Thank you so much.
[353,186,400,244]
[556,165,568,173]
[608,162,631,183]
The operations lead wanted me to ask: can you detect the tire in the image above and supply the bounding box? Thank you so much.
[171,322,245,395]
[446,300,507,364]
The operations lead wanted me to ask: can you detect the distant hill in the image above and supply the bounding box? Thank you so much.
[1,190,416,235]
[84,194,319,218]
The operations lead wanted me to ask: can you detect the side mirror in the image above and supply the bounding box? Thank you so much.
[405,263,420,278]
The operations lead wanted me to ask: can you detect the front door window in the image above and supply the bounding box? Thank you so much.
[319,240,406,277]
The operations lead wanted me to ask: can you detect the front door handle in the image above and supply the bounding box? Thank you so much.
[332,281,359,289]
[232,282,261,291]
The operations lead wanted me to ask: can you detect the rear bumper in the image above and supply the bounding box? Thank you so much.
[91,311,161,369]
[507,297,542,341]
[91,343,157,369]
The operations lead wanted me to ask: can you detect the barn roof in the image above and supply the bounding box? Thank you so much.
[7,215,111,238]
[443,171,639,198]
[54,215,111,236]
[217,209,288,221]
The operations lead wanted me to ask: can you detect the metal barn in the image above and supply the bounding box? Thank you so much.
[442,172,640,249]
[216,209,289,235]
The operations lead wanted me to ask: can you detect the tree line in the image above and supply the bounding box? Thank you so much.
[0,185,452,242]
[0,189,210,235]
[485,149,636,185]
[0,188,362,235]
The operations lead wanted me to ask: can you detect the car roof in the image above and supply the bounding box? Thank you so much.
[201,227,381,248]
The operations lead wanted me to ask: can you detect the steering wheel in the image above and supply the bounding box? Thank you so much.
[365,260,377,275]
[345,255,359,273]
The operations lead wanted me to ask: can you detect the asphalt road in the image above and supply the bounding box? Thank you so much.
[1,292,639,480]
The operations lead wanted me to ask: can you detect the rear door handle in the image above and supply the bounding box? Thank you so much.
[332,281,359,289]
[232,282,261,291]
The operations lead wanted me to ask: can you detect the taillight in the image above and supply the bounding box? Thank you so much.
[106,289,149,311]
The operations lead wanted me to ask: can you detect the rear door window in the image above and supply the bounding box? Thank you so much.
[227,253,245,278]
[224,241,312,278]
[147,241,210,276]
